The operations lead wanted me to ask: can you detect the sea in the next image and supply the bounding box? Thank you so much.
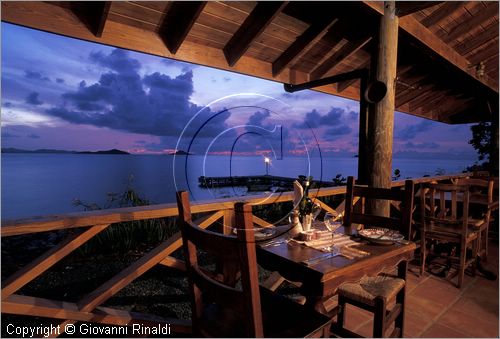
[1,154,476,220]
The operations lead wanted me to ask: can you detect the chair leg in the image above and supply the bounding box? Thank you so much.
[457,241,467,288]
[373,297,387,338]
[420,235,426,276]
[483,223,489,262]
[335,295,346,334]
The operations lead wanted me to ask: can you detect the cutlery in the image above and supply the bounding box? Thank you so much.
[302,252,340,266]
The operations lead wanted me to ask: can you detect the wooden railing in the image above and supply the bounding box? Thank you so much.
[1,173,472,336]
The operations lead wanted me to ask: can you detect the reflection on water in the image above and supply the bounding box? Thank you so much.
[1,154,473,220]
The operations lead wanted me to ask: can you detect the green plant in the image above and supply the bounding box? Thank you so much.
[332,174,347,186]
[74,177,177,255]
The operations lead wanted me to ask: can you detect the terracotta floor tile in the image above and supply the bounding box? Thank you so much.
[410,277,462,307]
[406,294,445,322]
[354,319,374,338]
[446,298,498,325]
[404,310,432,337]
[421,323,472,338]
[342,304,372,332]
[437,308,499,338]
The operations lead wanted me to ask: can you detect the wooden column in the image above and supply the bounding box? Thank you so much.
[367,1,399,216]
[357,75,369,185]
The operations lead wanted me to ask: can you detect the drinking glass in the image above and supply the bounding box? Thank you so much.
[324,212,342,253]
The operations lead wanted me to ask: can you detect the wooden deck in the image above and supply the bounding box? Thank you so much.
[1,172,498,337]
[339,240,499,338]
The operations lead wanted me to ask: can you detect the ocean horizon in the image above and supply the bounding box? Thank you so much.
[1,153,477,220]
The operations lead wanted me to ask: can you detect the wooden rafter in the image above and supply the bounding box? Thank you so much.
[159,1,207,54]
[310,36,372,80]
[70,1,111,37]
[444,3,499,43]
[362,1,498,93]
[223,1,287,67]
[421,1,465,28]
[272,17,338,77]
[396,1,443,17]
[456,24,499,56]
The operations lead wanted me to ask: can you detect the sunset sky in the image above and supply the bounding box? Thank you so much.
[2,23,478,160]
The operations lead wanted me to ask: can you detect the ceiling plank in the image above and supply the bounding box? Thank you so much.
[223,2,287,67]
[456,24,499,56]
[159,1,207,54]
[71,1,111,37]
[337,60,370,92]
[362,1,498,93]
[444,3,499,42]
[272,17,338,77]
[310,36,372,80]
[396,1,443,18]
[396,82,434,108]
[420,1,465,28]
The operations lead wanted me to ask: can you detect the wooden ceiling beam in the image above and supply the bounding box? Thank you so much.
[456,24,499,56]
[362,1,498,93]
[310,36,372,80]
[159,1,206,54]
[70,1,111,37]
[223,2,287,67]
[396,1,443,17]
[272,17,338,77]
[421,1,465,27]
[444,2,499,43]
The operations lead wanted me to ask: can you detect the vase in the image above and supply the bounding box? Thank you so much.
[302,214,313,232]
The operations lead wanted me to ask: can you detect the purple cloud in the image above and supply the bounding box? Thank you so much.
[24,70,50,81]
[26,92,43,105]
[395,120,433,140]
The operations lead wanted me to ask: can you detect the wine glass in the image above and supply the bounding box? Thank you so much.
[324,212,342,253]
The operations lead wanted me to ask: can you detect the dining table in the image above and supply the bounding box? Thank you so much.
[256,224,416,315]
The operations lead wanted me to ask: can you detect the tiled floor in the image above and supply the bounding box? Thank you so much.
[341,240,499,338]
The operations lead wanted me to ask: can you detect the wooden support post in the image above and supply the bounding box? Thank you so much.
[357,74,369,185]
[367,1,399,216]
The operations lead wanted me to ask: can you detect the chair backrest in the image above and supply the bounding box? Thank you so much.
[344,176,415,240]
[176,191,264,337]
[455,177,494,204]
[419,183,470,235]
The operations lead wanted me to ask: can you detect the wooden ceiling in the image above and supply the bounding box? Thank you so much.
[2,1,498,124]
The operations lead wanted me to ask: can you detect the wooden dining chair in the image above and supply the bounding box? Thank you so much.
[176,191,332,337]
[454,177,495,261]
[335,176,414,338]
[420,183,480,288]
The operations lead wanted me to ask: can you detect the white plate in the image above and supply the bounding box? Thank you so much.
[358,228,404,245]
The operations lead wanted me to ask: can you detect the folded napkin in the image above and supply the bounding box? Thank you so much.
[293,180,303,210]
[290,233,370,259]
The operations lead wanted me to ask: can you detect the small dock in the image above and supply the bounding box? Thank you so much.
[198,175,335,191]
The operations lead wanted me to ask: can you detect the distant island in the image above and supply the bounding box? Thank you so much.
[2,148,129,155]
[168,150,191,155]
[76,149,129,155]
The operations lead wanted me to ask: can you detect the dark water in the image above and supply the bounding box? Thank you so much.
[1,154,474,220]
